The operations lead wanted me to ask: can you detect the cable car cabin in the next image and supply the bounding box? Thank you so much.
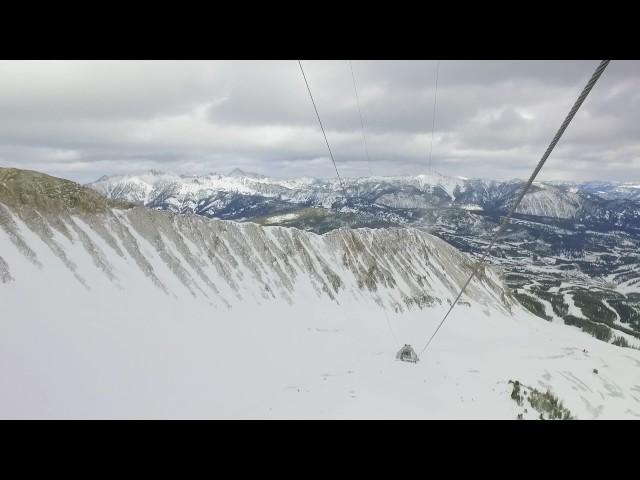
[396,344,419,363]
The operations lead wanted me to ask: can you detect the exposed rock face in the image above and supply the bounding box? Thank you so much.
[1,167,130,214]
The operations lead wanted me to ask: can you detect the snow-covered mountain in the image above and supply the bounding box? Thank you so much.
[88,169,640,226]
[2,167,640,419]
[88,169,468,216]
[547,180,640,202]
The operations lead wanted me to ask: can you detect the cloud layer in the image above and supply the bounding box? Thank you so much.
[0,60,638,183]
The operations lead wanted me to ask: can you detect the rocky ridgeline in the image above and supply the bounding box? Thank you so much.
[0,168,514,314]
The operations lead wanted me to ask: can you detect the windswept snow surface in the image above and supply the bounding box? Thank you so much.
[1,202,640,418]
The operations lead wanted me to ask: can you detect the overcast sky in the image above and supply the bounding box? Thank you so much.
[0,60,638,184]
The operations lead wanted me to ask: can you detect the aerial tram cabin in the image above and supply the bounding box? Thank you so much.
[396,344,419,363]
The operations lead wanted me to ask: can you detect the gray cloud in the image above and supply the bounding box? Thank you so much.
[0,60,638,183]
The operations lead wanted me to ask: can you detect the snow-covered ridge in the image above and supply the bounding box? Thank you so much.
[2,167,507,312]
[89,169,640,224]
[2,168,640,419]
[0,200,511,313]
[88,169,470,209]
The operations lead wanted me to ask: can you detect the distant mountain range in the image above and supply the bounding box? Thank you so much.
[88,169,640,228]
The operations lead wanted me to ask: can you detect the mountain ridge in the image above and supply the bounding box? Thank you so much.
[87,169,640,226]
[0,167,512,313]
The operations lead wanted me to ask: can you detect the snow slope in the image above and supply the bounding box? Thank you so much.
[2,169,640,419]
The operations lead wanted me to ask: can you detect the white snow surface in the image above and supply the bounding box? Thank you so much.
[264,213,300,224]
[1,202,640,419]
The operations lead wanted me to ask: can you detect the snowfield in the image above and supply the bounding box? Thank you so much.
[264,213,300,224]
[1,197,640,419]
